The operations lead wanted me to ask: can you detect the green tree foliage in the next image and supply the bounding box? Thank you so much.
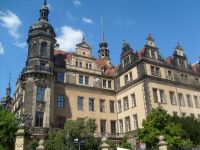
[0,106,18,150]
[137,107,192,149]
[119,136,132,149]
[45,118,101,150]
[172,115,200,146]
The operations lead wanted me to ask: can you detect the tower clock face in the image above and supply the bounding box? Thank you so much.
[177,50,183,56]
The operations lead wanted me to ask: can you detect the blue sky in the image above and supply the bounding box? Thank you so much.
[0,0,200,98]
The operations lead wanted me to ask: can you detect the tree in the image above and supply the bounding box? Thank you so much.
[137,107,192,149]
[172,115,200,147]
[45,118,101,150]
[119,136,132,149]
[0,106,18,150]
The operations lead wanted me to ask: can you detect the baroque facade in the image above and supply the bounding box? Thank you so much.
[11,1,200,147]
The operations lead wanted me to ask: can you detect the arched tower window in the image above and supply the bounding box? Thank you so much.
[40,42,47,57]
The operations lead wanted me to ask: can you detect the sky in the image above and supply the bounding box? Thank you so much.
[0,0,200,98]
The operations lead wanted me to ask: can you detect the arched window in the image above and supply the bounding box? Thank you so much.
[40,42,47,57]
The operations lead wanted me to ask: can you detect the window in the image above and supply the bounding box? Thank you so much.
[36,87,45,102]
[103,80,107,88]
[124,74,128,84]
[89,98,94,111]
[79,75,84,84]
[123,56,130,67]
[133,114,138,130]
[109,101,115,113]
[118,100,122,112]
[86,63,92,69]
[100,99,105,112]
[150,50,156,59]
[77,96,83,110]
[153,88,166,103]
[79,75,89,85]
[129,72,133,81]
[79,62,82,68]
[35,111,44,127]
[151,66,160,77]
[170,91,177,105]
[186,94,193,107]
[153,88,158,103]
[160,90,166,104]
[190,113,195,118]
[194,96,200,108]
[119,120,123,133]
[167,70,173,80]
[173,111,178,116]
[131,93,136,107]
[123,96,129,111]
[57,95,64,108]
[57,72,64,82]
[178,93,185,107]
[40,42,47,57]
[76,61,78,67]
[198,114,200,120]
[108,80,112,89]
[110,121,116,134]
[100,120,106,134]
[85,76,89,85]
[125,116,131,132]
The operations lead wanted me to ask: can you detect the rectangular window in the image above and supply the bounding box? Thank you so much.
[57,95,64,108]
[118,100,122,112]
[125,116,131,132]
[57,72,64,82]
[170,91,177,105]
[123,96,129,111]
[109,100,115,113]
[151,50,156,59]
[79,62,82,68]
[35,111,44,127]
[100,99,105,112]
[178,93,185,107]
[190,113,195,117]
[133,114,138,130]
[173,111,178,116]
[119,119,123,133]
[129,72,133,81]
[36,87,45,102]
[151,66,160,77]
[198,114,200,120]
[153,88,158,103]
[131,93,136,107]
[194,96,200,108]
[79,75,84,84]
[85,76,89,85]
[77,96,83,110]
[79,75,89,85]
[89,98,95,111]
[168,70,173,80]
[100,120,106,134]
[103,79,107,88]
[160,90,166,104]
[124,74,129,84]
[186,94,193,107]
[182,112,186,117]
[110,121,116,134]
[108,80,112,89]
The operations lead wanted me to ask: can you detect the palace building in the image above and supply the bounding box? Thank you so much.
[11,0,200,147]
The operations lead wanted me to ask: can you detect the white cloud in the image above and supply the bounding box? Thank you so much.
[82,17,94,24]
[73,0,82,6]
[0,42,4,55]
[56,26,83,51]
[0,10,21,39]
[14,41,27,49]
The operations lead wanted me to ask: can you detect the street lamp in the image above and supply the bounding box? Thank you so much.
[73,138,85,150]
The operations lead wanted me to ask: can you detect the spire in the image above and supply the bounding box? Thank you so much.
[6,73,11,97]
[175,42,183,50]
[39,0,49,21]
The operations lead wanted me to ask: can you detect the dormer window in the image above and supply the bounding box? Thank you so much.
[40,42,47,57]
[150,50,156,59]
[123,56,130,67]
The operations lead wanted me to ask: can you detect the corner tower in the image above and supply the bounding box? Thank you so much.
[14,0,56,133]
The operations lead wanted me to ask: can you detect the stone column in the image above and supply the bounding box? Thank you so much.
[15,123,26,150]
[100,137,110,150]
[158,135,168,150]
[36,139,45,150]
